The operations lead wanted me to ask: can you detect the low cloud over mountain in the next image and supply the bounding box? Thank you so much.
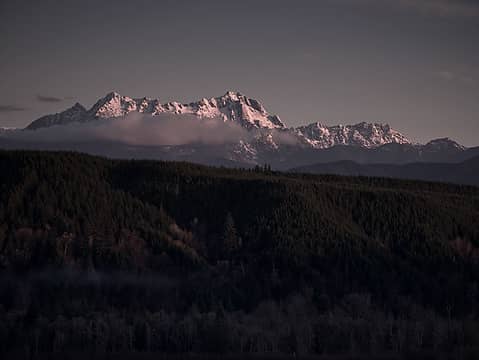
[4,113,252,146]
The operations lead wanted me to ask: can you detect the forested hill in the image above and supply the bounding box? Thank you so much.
[1,150,479,358]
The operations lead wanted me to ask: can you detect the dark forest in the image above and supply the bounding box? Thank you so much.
[1,150,478,359]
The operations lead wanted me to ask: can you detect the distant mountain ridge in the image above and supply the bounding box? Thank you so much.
[290,155,479,186]
[1,91,476,178]
[25,91,414,149]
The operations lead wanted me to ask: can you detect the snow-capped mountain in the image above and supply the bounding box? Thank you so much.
[27,91,285,131]
[296,122,411,149]
[25,90,414,150]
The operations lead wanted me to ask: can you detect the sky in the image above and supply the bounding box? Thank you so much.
[0,0,478,146]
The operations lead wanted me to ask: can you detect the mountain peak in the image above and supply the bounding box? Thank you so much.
[212,91,278,125]
[217,91,249,106]
[72,102,86,111]
[104,91,122,99]
[89,91,136,118]
[26,102,88,130]
[425,137,466,151]
[223,90,243,98]
[355,121,390,129]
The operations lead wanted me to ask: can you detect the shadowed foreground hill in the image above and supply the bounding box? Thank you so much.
[1,150,479,359]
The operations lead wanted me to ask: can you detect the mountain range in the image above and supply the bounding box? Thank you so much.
[1,91,478,182]
[24,90,413,151]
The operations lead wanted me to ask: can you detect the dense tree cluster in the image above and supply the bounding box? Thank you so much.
[0,150,478,358]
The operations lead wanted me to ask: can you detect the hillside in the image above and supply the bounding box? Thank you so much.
[1,150,479,358]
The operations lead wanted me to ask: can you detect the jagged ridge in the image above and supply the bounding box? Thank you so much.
[25,90,418,151]
[27,91,285,131]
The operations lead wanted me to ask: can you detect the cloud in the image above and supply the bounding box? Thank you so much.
[0,105,29,112]
[2,113,253,146]
[95,113,250,146]
[269,129,300,146]
[36,95,69,103]
[0,113,303,156]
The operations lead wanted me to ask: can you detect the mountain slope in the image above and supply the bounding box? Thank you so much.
[25,103,88,130]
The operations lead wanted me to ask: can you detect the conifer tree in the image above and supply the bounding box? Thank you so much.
[222,212,240,258]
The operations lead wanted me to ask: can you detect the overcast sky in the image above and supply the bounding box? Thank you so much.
[0,0,478,145]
